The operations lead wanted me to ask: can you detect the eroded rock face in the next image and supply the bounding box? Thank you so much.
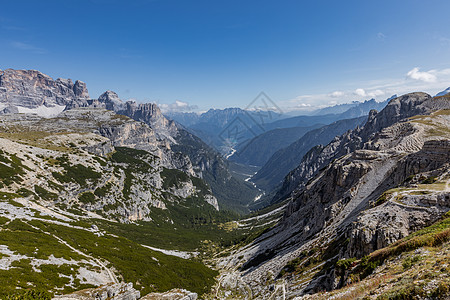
[118,101,178,141]
[99,90,125,111]
[345,142,450,258]
[346,192,449,259]
[0,69,89,109]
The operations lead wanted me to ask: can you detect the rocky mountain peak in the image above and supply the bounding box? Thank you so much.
[0,68,90,112]
[98,90,124,111]
[119,101,175,134]
[360,92,431,138]
[73,80,89,98]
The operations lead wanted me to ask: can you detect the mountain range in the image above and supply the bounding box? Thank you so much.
[0,68,449,299]
[165,98,389,157]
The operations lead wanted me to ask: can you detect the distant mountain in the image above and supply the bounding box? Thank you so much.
[166,107,286,154]
[229,124,323,167]
[251,98,389,134]
[250,116,367,193]
[164,111,200,127]
[164,98,390,157]
[227,98,390,179]
[311,101,360,115]
[435,87,450,97]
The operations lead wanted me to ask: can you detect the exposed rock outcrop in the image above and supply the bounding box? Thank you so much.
[53,282,140,300]
[140,289,197,300]
[0,69,89,110]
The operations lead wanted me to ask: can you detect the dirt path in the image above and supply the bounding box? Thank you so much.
[26,221,119,284]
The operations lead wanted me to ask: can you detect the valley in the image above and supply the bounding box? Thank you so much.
[0,69,449,300]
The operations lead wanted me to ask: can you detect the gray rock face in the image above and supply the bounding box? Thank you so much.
[0,69,89,109]
[0,106,19,114]
[118,101,178,140]
[346,191,449,258]
[53,282,140,300]
[140,288,197,300]
[99,90,125,111]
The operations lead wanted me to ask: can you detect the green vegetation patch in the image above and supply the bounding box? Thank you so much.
[110,147,156,200]
[161,168,189,189]
[0,219,93,297]
[94,182,112,197]
[78,192,96,204]
[29,220,217,296]
[97,197,245,251]
[111,147,155,172]
[3,289,52,300]
[34,186,58,201]
[52,163,101,187]
[0,150,26,187]
[2,220,83,260]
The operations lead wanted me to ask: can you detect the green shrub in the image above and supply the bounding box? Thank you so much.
[17,188,35,197]
[52,164,101,187]
[402,255,421,270]
[5,289,51,300]
[34,186,58,201]
[78,192,96,204]
[422,176,437,184]
[336,257,357,270]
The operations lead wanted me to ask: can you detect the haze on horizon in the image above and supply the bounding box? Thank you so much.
[1,0,450,113]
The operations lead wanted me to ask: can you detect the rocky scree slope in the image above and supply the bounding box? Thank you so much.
[214,93,450,299]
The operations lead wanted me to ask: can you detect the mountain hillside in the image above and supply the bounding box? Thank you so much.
[0,109,223,297]
[0,69,271,298]
[0,69,258,213]
[229,124,323,167]
[214,93,450,299]
[227,99,389,172]
[251,116,367,193]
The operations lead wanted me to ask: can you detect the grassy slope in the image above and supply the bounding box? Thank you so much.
[0,208,218,298]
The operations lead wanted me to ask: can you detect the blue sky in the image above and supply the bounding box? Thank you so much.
[1,0,450,112]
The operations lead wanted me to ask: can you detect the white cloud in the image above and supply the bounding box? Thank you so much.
[406,67,437,82]
[10,41,46,54]
[377,32,386,40]
[295,103,312,107]
[278,66,450,113]
[159,100,198,113]
[353,88,385,98]
[329,91,344,98]
[354,88,366,97]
